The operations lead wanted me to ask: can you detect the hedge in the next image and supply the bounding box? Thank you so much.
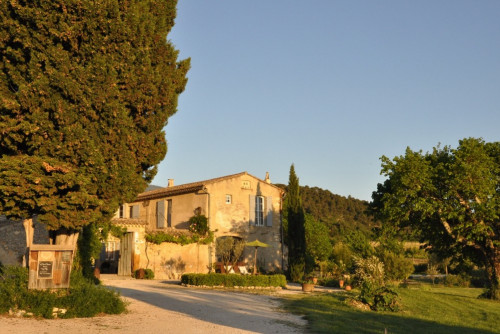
[181,273,287,288]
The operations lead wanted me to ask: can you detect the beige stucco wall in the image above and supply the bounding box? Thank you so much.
[140,243,209,279]
[128,192,208,231]
[205,174,284,272]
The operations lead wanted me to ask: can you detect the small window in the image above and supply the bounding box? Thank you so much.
[255,196,264,226]
[119,205,125,218]
[167,199,172,227]
[242,180,251,189]
[226,195,232,204]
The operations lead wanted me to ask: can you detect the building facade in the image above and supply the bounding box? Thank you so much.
[104,172,286,279]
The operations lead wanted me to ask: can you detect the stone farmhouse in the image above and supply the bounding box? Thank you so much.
[99,171,286,279]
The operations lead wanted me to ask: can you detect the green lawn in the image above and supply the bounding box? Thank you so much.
[281,285,500,334]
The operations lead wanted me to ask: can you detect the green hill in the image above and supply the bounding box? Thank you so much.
[277,184,376,239]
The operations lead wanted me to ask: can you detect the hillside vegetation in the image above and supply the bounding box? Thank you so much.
[277,184,376,239]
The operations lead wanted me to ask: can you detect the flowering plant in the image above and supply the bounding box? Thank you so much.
[188,214,209,235]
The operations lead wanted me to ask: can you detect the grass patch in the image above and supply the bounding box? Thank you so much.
[282,285,500,334]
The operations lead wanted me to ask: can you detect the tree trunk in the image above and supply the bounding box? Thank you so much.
[485,249,500,300]
[49,228,79,249]
[22,218,34,267]
[22,218,34,247]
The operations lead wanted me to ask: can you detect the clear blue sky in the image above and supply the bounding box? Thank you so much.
[152,0,500,201]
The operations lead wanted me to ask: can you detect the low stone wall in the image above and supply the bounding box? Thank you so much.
[141,242,210,280]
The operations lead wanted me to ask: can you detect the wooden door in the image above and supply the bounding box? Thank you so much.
[118,233,133,276]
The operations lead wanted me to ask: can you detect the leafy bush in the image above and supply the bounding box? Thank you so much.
[134,268,155,279]
[146,230,214,245]
[0,265,125,318]
[60,271,126,318]
[353,256,400,312]
[353,256,385,287]
[0,265,29,314]
[404,247,428,259]
[289,262,305,283]
[188,214,209,235]
[358,280,400,311]
[378,251,414,281]
[181,273,287,288]
[443,274,471,287]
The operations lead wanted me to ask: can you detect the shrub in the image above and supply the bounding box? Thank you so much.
[181,273,287,288]
[443,274,471,287]
[353,256,400,312]
[358,280,400,312]
[0,265,29,314]
[146,230,214,245]
[354,256,385,287]
[378,251,414,281]
[188,214,209,235]
[289,262,305,283]
[134,268,155,279]
[0,265,125,318]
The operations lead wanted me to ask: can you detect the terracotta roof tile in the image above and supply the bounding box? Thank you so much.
[112,218,148,226]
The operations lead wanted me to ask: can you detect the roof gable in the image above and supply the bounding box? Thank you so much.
[133,171,283,202]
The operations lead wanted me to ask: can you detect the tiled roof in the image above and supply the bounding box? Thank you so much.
[132,171,283,202]
[112,218,148,226]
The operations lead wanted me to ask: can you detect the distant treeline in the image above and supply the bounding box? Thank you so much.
[276,184,377,240]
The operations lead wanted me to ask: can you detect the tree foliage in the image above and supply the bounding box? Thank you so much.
[215,237,245,274]
[286,164,306,281]
[277,183,376,244]
[0,1,189,232]
[371,138,500,298]
[304,213,332,272]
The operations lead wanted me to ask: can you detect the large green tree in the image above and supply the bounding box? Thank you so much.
[371,138,499,298]
[286,164,307,282]
[0,1,189,243]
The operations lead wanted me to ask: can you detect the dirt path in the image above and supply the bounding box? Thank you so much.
[0,278,307,334]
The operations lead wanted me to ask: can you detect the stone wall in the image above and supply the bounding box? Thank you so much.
[0,217,49,266]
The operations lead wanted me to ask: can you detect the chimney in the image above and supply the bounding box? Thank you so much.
[168,179,174,187]
[265,172,271,184]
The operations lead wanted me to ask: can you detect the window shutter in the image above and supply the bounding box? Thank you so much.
[249,195,256,226]
[156,201,165,228]
[266,196,273,226]
[132,205,140,218]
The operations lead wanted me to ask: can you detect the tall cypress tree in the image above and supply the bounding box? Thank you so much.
[0,1,189,244]
[286,164,306,282]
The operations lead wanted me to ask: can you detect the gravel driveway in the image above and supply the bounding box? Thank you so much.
[0,277,307,334]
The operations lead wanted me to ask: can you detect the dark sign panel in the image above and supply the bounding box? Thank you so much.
[38,261,53,278]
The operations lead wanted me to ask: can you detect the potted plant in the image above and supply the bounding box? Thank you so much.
[301,279,315,292]
[306,275,318,284]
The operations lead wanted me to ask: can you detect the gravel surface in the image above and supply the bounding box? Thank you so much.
[0,277,309,334]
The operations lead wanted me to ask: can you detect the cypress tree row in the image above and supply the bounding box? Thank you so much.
[0,1,189,242]
[286,164,306,282]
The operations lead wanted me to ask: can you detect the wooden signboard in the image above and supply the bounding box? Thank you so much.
[28,244,74,290]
